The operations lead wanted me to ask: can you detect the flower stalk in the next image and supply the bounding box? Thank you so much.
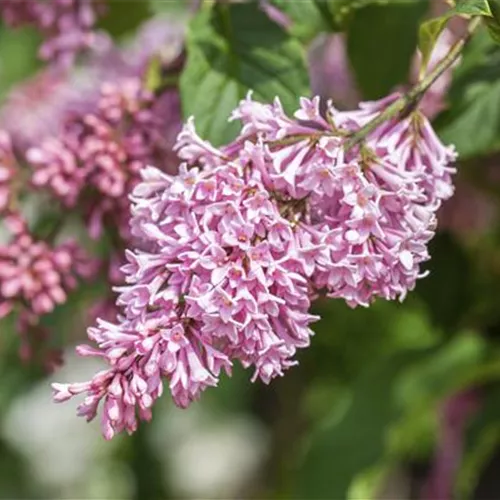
[344,16,482,151]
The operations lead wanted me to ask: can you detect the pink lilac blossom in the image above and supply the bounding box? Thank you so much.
[0,213,96,320]
[53,92,456,438]
[0,0,107,66]
[27,78,181,239]
[0,15,182,151]
[52,158,319,438]
[232,92,456,304]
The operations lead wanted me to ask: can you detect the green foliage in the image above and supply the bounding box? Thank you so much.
[145,55,163,93]
[458,386,500,498]
[180,2,309,146]
[437,29,500,157]
[267,0,338,42]
[97,0,151,38]
[347,1,428,98]
[0,25,41,100]
[297,333,489,499]
[415,233,472,333]
[268,0,405,40]
[419,0,493,77]
[296,348,435,499]
[419,16,453,75]
[455,0,492,16]
[485,0,500,43]
[149,0,187,15]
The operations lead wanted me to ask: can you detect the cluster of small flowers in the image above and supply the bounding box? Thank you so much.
[0,0,107,66]
[27,78,180,240]
[0,14,183,370]
[0,212,97,362]
[53,91,456,439]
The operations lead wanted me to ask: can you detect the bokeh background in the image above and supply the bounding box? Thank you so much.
[1,1,500,499]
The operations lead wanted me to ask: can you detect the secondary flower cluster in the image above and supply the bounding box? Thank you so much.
[0,213,96,360]
[53,92,457,439]
[0,0,107,66]
[28,78,180,240]
[0,15,183,366]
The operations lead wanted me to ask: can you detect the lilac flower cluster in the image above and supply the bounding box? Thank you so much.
[0,0,107,66]
[53,92,456,439]
[28,78,180,239]
[0,213,96,325]
[0,15,183,370]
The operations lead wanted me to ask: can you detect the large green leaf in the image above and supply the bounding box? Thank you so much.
[180,2,309,146]
[347,1,429,99]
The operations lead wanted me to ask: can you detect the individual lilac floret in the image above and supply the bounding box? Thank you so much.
[0,0,107,67]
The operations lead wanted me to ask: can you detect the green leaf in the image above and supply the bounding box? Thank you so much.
[486,18,500,43]
[268,0,430,42]
[0,25,41,101]
[347,1,429,99]
[485,0,500,43]
[395,333,486,408]
[416,233,472,332]
[267,0,337,42]
[454,0,492,16]
[418,0,493,73]
[295,348,434,499]
[149,0,188,15]
[418,15,452,75]
[180,2,309,146]
[97,0,151,38]
[437,29,500,157]
[387,334,488,464]
[440,79,500,156]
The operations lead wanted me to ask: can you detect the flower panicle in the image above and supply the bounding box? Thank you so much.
[54,91,457,439]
